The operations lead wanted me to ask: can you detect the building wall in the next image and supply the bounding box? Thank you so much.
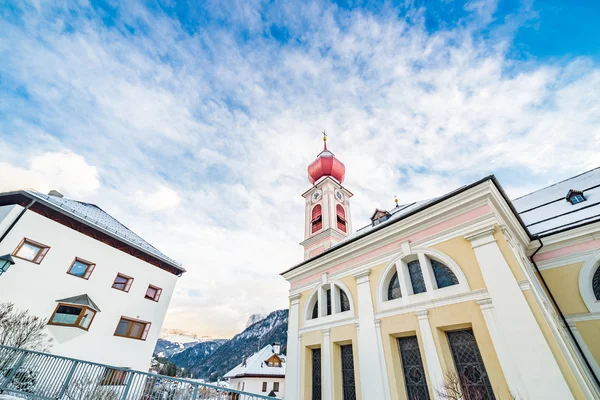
[287,224,589,399]
[0,205,178,371]
[229,377,285,399]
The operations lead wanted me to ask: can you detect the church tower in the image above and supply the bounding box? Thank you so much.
[301,135,353,260]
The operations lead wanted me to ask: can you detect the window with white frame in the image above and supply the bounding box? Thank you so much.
[307,281,352,321]
[384,252,461,303]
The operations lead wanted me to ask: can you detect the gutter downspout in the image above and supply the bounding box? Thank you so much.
[530,238,600,387]
[0,199,36,244]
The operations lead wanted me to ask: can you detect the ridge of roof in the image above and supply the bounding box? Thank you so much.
[513,166,600,201]
[0,190,183,272]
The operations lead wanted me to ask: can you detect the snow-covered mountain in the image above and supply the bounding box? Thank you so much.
[165,309,288,380]
[154,329,214,358]
[245,313,267,328]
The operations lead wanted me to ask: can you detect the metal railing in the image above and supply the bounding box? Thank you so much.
[0,345,275,399]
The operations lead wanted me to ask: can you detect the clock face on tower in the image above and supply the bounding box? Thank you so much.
[312,189,323,203]
[334,189,344,202]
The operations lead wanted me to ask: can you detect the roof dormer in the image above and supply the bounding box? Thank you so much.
[566,189,586,205]
[370,208,391,226]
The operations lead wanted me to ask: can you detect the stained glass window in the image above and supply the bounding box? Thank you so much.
[388,271,402,300]
[593,267,600,300]
[398,336,430,400]
[341,345,356,400]
[431,259,459,289]
[340,290,351,312]
[326,289,332,316]
[408,260,426,294]
[447,329,495,400]
[312,348,322,400]
[312,301,319,319]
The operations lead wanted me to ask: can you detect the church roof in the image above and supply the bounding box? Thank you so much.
[0,190,183,273]
[223,344,286,379]
[284,167,600,274]
[512,167,600,236]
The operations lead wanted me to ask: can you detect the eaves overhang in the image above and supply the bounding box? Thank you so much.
[0,191,185,275]
[281,175,533,277]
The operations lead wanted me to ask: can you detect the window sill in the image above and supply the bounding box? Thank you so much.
[114,334,147,341]
[47,322,90,331]
[11,254,42,264]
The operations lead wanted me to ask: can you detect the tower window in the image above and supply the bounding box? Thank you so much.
[566,189,586,205]
[311,205,322,233]
[336,205,347,233]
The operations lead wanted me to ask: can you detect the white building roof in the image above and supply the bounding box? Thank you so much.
[223,344,286,379]
[2,190,183,272]
[512,167,600,236]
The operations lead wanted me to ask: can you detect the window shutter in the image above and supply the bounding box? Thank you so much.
[125,279,133,292]
[156,289,162,301]
[84,264,96,279]
[141,323,151,340]
[36,247,49,263]
[311,205,323,233]
[336,205,347,232]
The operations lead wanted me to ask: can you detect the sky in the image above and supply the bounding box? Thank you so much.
[0,0,599,338]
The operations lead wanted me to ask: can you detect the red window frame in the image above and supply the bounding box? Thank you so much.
[311,205,322,233]
[336,205,347,233]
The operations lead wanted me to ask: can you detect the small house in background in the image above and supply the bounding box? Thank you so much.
[224,343,285,398]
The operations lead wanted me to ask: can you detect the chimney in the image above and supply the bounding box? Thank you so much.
[241,356,247,367]
[273,342,281,355]
[48,190,64,198]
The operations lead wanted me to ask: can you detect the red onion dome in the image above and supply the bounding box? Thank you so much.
[308,138,346,184]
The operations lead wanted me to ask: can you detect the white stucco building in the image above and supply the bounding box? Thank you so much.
[224,343,286,398]
[0,190,185,371]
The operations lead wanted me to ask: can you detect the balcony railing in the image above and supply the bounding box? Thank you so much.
[0,345,274,399]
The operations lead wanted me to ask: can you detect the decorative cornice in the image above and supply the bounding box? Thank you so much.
[476,298,493,310]
[354,269,371,283]
[415,310,429,319]
[322,328,331,335]
[290,293,302,302]
[464,226,497,248]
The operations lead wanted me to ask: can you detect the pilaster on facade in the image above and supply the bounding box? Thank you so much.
[476,298,528,399]
[285,293,302,400]
[567,321,600,379]
[352,269,386,400]
[374,318,391,400]
[322,329,333,400]
[465,227,574,399]
[414,310,445,400]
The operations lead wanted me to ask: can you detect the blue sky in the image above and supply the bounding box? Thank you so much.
[0,0,598,337]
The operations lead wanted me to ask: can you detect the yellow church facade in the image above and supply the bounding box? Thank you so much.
[282,139,600,400]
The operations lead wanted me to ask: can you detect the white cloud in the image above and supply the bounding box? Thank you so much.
[135,186,181,211]
[0,0,598,337]
[0,151,100,197]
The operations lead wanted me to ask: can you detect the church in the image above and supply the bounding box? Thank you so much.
[281,137,600,400]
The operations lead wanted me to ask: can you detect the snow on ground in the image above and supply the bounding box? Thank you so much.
[0,395,24,399]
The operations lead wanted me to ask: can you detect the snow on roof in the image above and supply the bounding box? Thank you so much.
[512,167,600,236]
[348,166,600,243]
[223,344,286,379]
[23,190,183,270]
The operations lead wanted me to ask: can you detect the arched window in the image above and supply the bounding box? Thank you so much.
[306,282,353,321]
[594,267,600,301]
[311,205,322,233]
[388,271,401,300]
[407,260,426,294]
[431,259,459,289]
[336,205,347,233]
[380,250,468,307]
[340,290,351,312]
